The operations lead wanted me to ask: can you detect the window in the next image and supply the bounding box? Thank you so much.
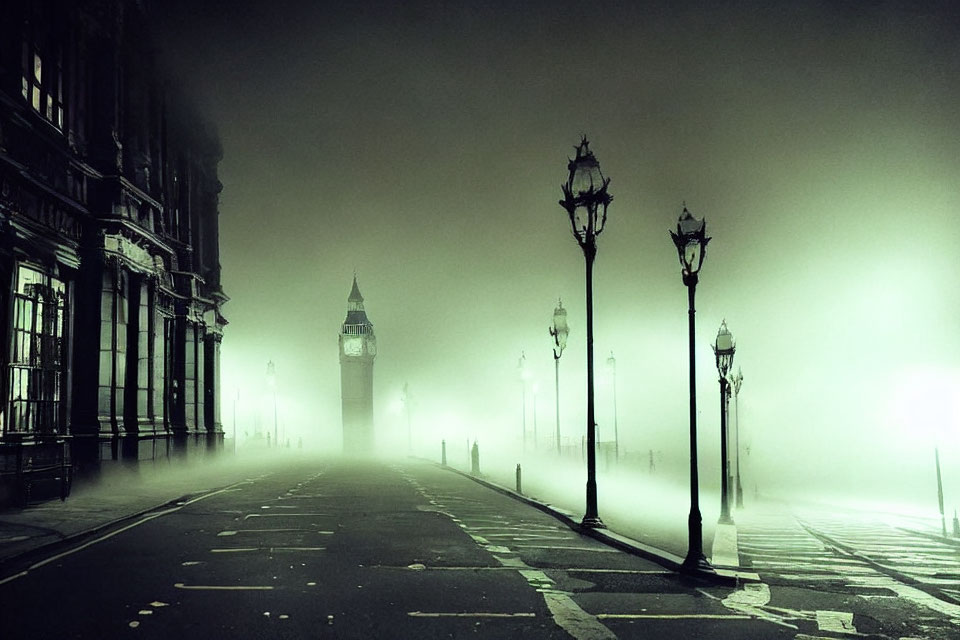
[7,265,68,434]
[21,36,64,130]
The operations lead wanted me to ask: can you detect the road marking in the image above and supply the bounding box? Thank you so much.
[243,513,330,519]
[543,591,617,640]
[513,545,618,553]
[408,611,535,618]
[175,582,274,590]
[0,536,30,543]
[219,529,333,535]
[816,610,857,633]
[210,547,326,553]
[719,582,800,629]
[569,568,674,575]
[373,565,524,571]
[596,613,753,620]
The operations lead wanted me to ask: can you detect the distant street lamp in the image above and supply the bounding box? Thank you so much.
[936,447,947,536]
[606,351,619,463]
[532,382,539,449]
[266,360,277,448]
[518,352,530,451]
[713,321,736,525]
[559,136,612,529]
[670,205,712,572]
[731,367,744,509]
[233,388,239,455]
[402,382,412,453]
[549,300,569,456]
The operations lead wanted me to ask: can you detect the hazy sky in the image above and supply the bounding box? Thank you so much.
[157,1,960,507]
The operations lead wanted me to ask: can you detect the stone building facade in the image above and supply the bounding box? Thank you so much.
[0,0,228,505]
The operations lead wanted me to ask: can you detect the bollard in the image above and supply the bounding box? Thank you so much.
[471,441,480,476]
[516,463,522,494]
[441,440,447,466]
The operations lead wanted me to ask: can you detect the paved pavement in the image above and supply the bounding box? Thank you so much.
[2,454,960,639]
[0,453,281,568]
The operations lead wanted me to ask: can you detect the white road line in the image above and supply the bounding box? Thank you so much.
[542,591,617,640]
[407,611,535,618]
[596,613,752,620]
[174,582,273,590]
[569,568,674,575]
[513,545,618,553]
[218,529,333,535]
[210,547,326,553]
[243,513,330,519]
[816,610,857,633]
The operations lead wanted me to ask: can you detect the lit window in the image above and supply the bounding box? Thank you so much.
[22,42,64,132]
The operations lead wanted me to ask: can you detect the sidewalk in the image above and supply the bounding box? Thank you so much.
[0,451,288,572]
[439,461,756,583]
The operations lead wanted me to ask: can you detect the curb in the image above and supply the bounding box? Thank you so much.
[0,489,218,581]
[435,461,758,586]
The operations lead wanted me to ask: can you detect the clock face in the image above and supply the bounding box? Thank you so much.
[367,339,377,357]
[343,337,363,356]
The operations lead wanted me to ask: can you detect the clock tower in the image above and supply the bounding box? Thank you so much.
[339,276,377,454]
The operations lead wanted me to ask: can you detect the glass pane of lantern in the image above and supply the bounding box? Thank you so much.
[683,241,700,270]
[679,214,703,236]
[573,205,591,233]
[572,162,602,195]
[716,331,733,352]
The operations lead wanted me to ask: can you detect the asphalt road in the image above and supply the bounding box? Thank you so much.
[1,458,957,639]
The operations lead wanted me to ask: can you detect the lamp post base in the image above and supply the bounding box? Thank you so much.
[581,516,606,529]
[682,552,715,574]
[718,514,735,526]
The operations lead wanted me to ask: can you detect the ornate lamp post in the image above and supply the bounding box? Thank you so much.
[559,136,612,529]
[670,205,712,571]
[266,360,277,448]
[550,300,569,456]
[731,367,744,508]
[606,351,619,463]
[518,352,530,451]
[713,321,736,525]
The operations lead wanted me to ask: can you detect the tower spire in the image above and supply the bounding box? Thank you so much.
[349,274,364,303]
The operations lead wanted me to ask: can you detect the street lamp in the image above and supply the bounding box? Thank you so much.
[731,367,744,509]
[233,388,239,455]
[532,382,539,449]
[402,382,412,453]
[670,204,712,572]
[266,360,277,448]
[518,352,530,451]
[713,320,735,525]
[549,299,569,456]
[606,351,619,463]
[559,136,612,529]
